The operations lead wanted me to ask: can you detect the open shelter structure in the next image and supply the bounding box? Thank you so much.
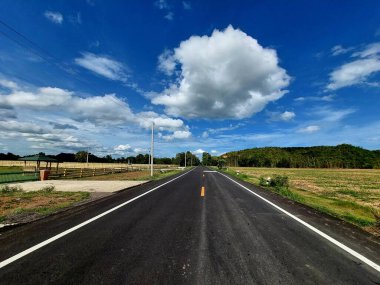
[18,154,59,172]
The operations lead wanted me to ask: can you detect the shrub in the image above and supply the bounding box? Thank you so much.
[259,176,271,186]
[0,185,23,194]
[39,185,55,193]
[259,175,289,188]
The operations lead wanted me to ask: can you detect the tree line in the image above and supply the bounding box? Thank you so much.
[223,144,380,169]
[0,151,201,166]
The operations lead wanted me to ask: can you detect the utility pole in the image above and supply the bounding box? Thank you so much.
[86,148,89,166]
[191,154,192,167]
[184,151,187,168]
[150,122,154,177]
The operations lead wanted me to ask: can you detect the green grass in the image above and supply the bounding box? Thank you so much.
[0,168,39,184]
[222,167,380,233]
[0,187,90,224]
[0,166,23,173]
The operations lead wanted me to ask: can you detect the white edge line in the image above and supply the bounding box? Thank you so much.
[218,172,380,273]
[0,168,196,269]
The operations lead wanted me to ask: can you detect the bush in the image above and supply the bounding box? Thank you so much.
[0,185,23,194]
[39,185,55,193]
[259,175,289,188]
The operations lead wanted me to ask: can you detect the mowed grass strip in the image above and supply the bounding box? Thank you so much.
[226,167,380,235]
[0,185,90,224]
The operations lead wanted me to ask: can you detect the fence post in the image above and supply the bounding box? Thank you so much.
[64,168,67,177]
[80,168,83,178]
[93,168,95,176]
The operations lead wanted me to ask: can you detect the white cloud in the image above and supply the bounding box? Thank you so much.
[202,123,244,138]
[0,120,45,134]
[211,150,218,154]
[155,0,169,9]
[294,95,334,102]
[327,58,380,90]
[352,42,380,58]
[269,111,295,121]
[162,130,191,141]
[327,42,380,90]
[0,79,19,90]
[0,87,72,109]
[192,149,205,155]
[311,107,355,123]
[75,52,128,82]
[155,0,174,20]
[164,12,174,21]
[114,144,131,151]
[331,45,353,56]
[133,147,147,154]
[183,1,191,10]
[152,26,290,119]
[135,111,184,131]
[298,125,320,133]
[158,49,176,76]
[280,111,295,121]
[0,81,191,150]
[44,11,63,24]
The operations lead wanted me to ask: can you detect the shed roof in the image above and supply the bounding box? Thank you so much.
[18,154,58,162]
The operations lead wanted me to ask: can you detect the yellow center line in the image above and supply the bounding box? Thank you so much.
[201,186,205,197]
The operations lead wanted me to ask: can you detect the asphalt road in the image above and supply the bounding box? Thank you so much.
[0,166,379,284]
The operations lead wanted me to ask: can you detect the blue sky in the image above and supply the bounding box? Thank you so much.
[0,0,379,158]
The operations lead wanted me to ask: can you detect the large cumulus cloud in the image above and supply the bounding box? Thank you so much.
[153,26,290,119]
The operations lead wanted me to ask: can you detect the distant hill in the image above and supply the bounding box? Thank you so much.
[222,144,380,169]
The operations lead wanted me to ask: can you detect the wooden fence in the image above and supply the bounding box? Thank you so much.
[48,166,142,179]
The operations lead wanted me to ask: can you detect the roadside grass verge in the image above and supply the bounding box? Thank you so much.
[0,185,90,224]
[220,167,380,235]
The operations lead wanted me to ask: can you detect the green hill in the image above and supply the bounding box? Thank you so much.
[223,144,380,169]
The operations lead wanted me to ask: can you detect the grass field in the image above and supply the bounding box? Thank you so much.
[0,166,39,184]
[0,166,23,173]
[0,185,90,224]
[225,167,380,235]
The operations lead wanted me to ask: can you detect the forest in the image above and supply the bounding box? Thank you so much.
[222,144,380,169]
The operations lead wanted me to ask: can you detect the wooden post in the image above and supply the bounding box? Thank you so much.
[80,168,83,178]
[64,168,66,177]
[93,168,95,176]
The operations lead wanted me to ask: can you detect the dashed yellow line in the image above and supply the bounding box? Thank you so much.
[201,186,205,197]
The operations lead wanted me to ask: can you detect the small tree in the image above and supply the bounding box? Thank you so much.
[217,159,226,169]
[75,151,88,162]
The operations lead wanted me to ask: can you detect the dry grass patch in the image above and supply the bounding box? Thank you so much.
[0,185,89,224]
[226,167,380,235]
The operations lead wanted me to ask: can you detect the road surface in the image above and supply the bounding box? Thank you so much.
[0,166,379,284]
